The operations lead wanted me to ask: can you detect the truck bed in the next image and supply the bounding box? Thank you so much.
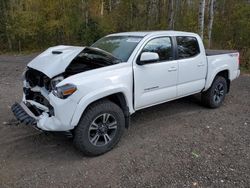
[206,49,238,56]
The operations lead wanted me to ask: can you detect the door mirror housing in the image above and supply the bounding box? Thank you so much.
[137,52,159,65]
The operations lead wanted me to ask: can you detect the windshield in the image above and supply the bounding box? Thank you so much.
[91,36,143,62]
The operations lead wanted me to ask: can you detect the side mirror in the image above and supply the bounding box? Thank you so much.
[137,52,159,65]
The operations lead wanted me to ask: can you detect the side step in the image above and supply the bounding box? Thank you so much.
[11,102,37,126]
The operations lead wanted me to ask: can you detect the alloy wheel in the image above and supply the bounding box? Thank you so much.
[213,83,224,104]
[88,113,118,146]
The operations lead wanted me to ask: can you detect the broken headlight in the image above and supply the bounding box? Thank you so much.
[52,84,77,99]
[50,76,64,90]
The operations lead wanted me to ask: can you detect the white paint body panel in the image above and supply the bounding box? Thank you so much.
[134,60,178,109]
[176,34,207,97]
[28,45,84,78]
[205,54,240,90]
[22,31,240,131]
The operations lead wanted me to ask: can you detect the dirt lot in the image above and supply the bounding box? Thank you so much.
[0,55,249,188]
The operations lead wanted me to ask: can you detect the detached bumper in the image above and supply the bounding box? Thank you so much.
[12,93,78,131]
[11,102,38,126]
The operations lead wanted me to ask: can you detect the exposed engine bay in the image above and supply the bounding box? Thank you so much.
[65,47,120,76]
[23,47,120,117]
[25,47,120,90]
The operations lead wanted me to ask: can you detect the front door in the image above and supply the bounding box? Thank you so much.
[134,37,178,109]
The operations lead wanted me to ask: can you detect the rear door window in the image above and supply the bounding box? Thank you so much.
[177,36,200,59]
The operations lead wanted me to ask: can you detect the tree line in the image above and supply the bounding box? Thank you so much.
[0,0,249,69]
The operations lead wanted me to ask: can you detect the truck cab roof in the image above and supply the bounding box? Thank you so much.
[108,30,198,37]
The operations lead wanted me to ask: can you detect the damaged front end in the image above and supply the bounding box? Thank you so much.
[12,102,38,126]
[12,67,74,131]
[11,45,120,131]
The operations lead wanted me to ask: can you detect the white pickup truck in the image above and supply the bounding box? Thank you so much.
[12,31,240,156]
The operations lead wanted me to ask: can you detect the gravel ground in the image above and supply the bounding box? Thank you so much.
[0,55,249,188]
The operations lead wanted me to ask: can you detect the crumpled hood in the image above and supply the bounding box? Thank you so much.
[28,45,84,78]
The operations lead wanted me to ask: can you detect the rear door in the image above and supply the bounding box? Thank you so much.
[134,36,178,109]
[176,36,207,96]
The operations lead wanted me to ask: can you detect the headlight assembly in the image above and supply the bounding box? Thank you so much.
[52,84,77,99]
[50,76,64,90]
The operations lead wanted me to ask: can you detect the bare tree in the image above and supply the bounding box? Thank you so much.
[1,0,12,51]
[206,0,211,14]
[168,0,174,29]
[146,0,158,28]
[101,0,104,16]
[187,0,193,7]
[81,0,89,28]
[198,0,206,40]
[208,0,216,48]
[109,0,112,12]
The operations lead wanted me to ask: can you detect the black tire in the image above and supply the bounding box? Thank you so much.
[73,100,125,156]
[201,76,228,108]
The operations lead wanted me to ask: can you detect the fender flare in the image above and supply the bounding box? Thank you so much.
[204,66,230,91]
[70,86,133,127]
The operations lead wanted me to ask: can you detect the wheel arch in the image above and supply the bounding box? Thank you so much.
[205,69,231,92]
[71,91,132,129]
[216,70,230,93]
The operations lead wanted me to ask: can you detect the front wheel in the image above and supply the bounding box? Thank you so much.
[73,100,125,156]
[201,76,228,108]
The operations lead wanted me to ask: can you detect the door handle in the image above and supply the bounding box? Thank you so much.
[168,67,177,72]
[197,63,205,67]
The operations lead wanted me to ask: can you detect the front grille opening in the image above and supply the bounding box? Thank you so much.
[24,88,50,106]
[26,102,43,116]
[24,88,54,117]
[25,68,51,91]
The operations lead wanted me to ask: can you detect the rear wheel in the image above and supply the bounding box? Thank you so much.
[201,76,228,108]
[73,100,125,156]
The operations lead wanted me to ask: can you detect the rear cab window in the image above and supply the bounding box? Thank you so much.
[176,36,200,59]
